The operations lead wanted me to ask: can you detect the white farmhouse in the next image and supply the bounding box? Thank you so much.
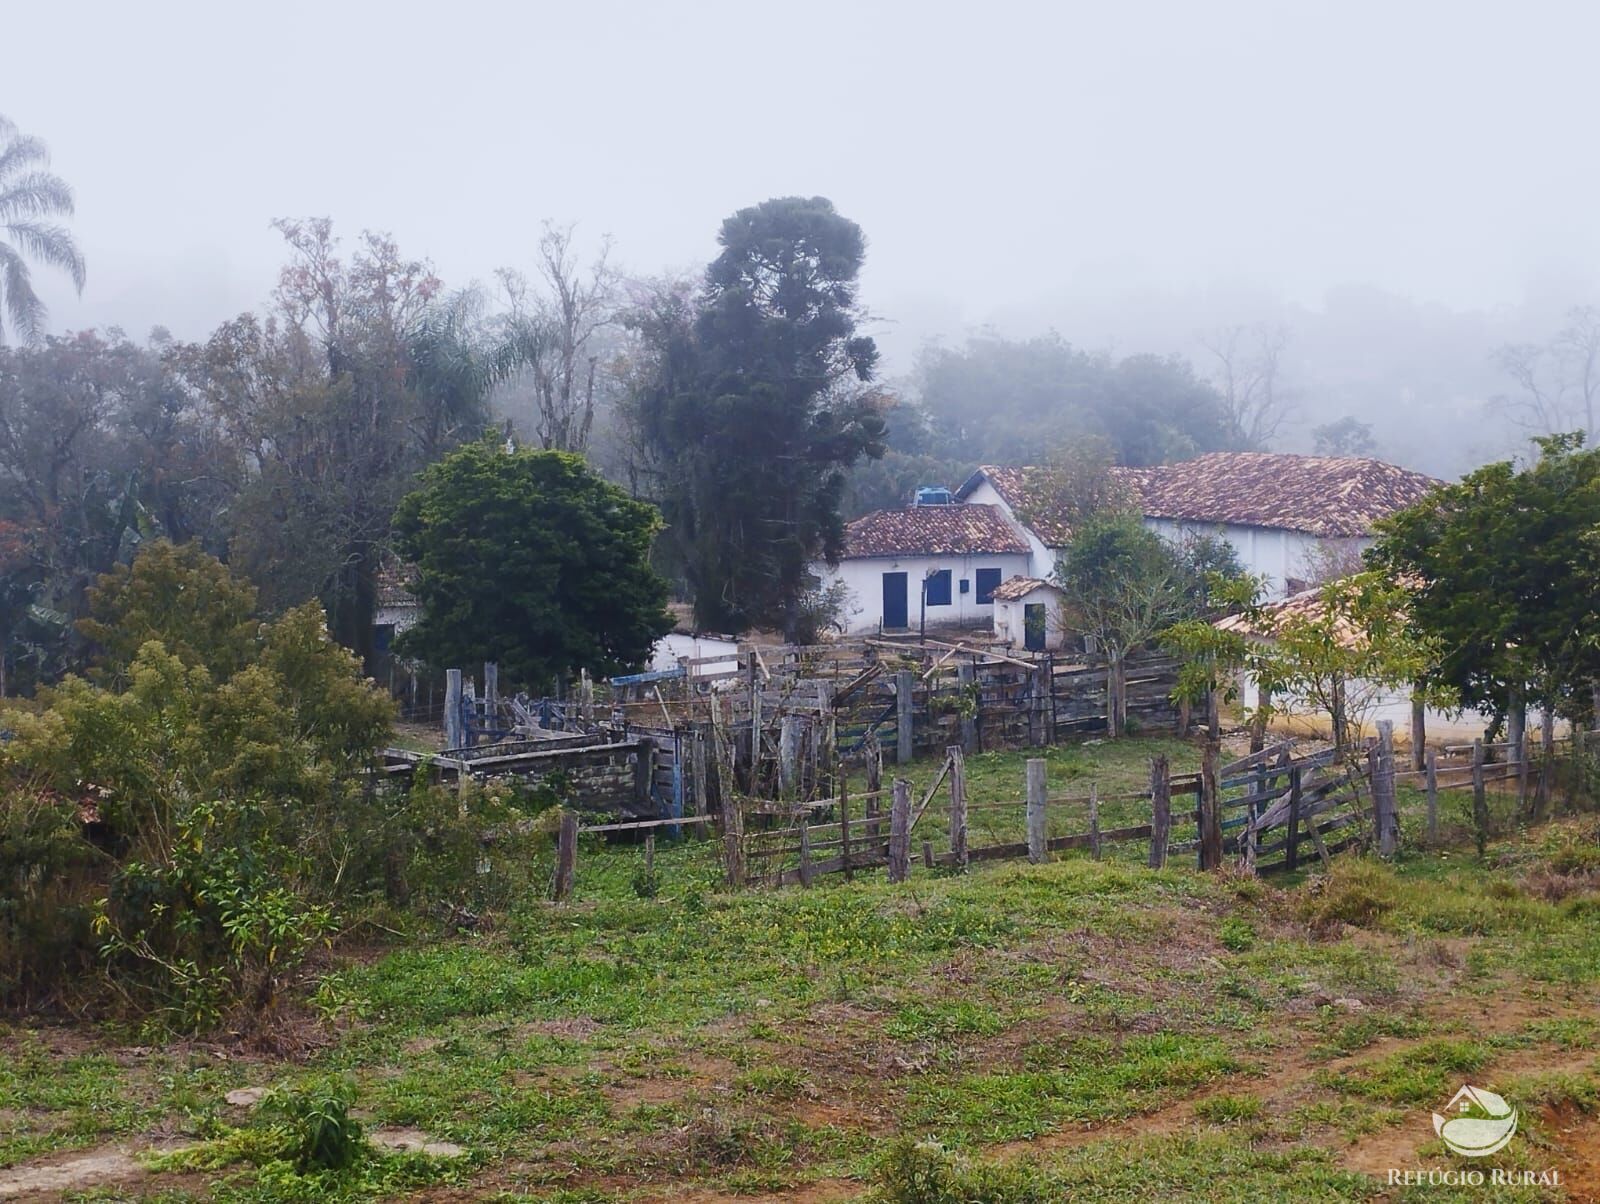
[817,501,1032,634]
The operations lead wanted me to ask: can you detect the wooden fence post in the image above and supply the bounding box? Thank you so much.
[839,777,853,881]
[1425,749,1439,845]
[1375,719,1398,857]
[1026,758,1048,863]
[748,651,763,787]
[957,662,979,753]
[552,809,577,901]
[949,745,968,870]
[779,716,800,800]
[1088,782,1101,861]
[865,731,883,847]
[798,822,814,887]
[888,778,911,883]
[1198,743,1222,870]
[692,731,708,819]
[1411,693,1427,773]
[1573,727,1588,811]
[1286,766,1303,872]
[1517,731,1532,815]
[444,668,464,749]
[644,833,655,879]
[1030,665,1049,747]
[722,790,745,888]
[896,670,915,765]
[1148,756,1170,869]
[484,661,498,709]
[1471,737,1489,851]
[1105,654,1123,739]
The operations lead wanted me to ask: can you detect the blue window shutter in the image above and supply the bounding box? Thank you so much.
[925,569,952,606]
[975,568,1003,605]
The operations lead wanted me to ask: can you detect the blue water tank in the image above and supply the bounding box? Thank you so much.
[914,486,955,506]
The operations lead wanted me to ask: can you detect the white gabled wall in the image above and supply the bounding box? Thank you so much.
[1141,518,1366,600]
[818,551,1034,633]
[960,478,1059,579]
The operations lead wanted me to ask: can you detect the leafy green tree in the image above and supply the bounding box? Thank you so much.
[1168,572,1450,753]
[393,438,673,687]
[1,542,395,1022]
[184,221,515,666]
[1369,432,1600,726]
[78,539,258,682]
[1055,511,1196,662]
[0,116,85,344]
[627,197,887,635]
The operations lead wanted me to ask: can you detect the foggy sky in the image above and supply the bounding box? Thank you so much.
[9,0,1600,379]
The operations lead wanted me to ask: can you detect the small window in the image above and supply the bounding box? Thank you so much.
[975,567,1003,605]
[924,569,952,606]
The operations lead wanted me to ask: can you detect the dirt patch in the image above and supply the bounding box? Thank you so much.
[369,1127,467,1158]
[642,1179,861,1204]
[0,1140,187,1201]
[1544,1103,1600,1204]
[520,1015,602,1041]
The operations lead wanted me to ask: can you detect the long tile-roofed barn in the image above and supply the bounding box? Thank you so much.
[841,503,1030,557]
[1115,452,1443,538]
[965,452,1442,542]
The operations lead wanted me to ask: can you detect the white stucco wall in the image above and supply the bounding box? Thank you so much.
[1231,669,1505,743]
[649,632,742,674]
[959,479,1058,579]
[374,603,418,635]
[1142,519,1365,601]
[993,586,1069,650]
[818,551,1034,633]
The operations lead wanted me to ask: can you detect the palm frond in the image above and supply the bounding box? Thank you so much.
[0,136,49,186]
[4,220,86,290]
[0,171,74,221]
[0,241,44,345]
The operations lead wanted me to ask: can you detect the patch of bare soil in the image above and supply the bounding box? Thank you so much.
[369,1127,467,1158]
[1545,1103,1600,1204]
[0,1140,188,1201]
[641,1179,861,1204]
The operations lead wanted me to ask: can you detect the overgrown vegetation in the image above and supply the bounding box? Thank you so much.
[0,542,558,1027]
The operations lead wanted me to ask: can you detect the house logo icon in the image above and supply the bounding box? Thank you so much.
[1433,1085,1518,1157]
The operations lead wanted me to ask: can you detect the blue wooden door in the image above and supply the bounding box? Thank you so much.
[882,572,909,629]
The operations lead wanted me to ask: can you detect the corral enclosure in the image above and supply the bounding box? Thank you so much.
[392,637,1188,824]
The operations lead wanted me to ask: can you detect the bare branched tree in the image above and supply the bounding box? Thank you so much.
[497,223,617,453]
[1495,306,1600,440]
[1200,322,1295,449]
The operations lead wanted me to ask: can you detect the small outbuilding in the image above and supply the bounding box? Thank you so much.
[990,575,1067,651]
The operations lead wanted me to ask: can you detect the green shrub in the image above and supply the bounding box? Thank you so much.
[875,1138,1055,1204]
[1298,861,1399,935]
[1218,917,1256,952]
[261,1078,367,1173]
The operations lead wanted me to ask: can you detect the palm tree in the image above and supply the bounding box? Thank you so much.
[0,116,86,344]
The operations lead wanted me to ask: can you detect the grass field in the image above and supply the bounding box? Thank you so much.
[3,736,1599,1202]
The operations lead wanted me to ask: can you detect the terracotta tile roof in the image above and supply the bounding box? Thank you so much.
[1214,586,1365,648]
[965,453,1442,541]
[990,575,1056,602]
[842,504,1029,558]
[1119,452,1443,537]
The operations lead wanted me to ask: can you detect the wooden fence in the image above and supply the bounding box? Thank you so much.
[548,717,1532,898]
[432,641,1189,826]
